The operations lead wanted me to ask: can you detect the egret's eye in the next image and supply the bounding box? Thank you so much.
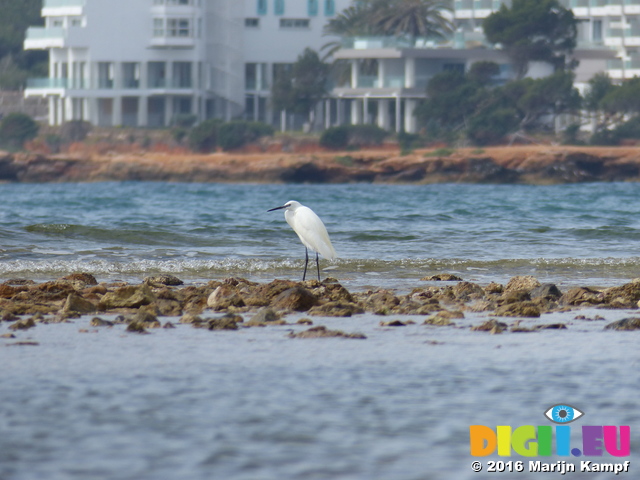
[544,404,584,424]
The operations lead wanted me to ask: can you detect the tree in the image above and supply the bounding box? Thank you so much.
[0,112,39,150]
[483,0,578,78]
[372,0,453,44]
[270,48,330,127]
[0,0,47,89]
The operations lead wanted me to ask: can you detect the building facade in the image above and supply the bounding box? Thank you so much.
[23,0,629,130]
[24,0,350,127]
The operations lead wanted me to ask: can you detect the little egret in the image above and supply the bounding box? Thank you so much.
[268,200,337,281]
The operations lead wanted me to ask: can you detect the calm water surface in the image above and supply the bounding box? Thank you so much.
[2,182,640,479]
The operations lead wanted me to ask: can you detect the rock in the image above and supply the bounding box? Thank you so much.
[471,319,508,334]
[153,298,183,317]
[362,290,400,315]
[0,333,15,338]
[207,285,245,311]
[243,279,298,307]
[179,313,204,324]
[126,321,149,334]
[61,293,97,315]
[3,279,35,286]
[288,325,366,339]
[535,323,567,330]
[603,281,640,308]
[60,273,98,287]
[560,287,604,306]
[424,310,463,326]
[1,311,19,321]
[498,290,531,305]
[143,274,184,287]
[505,276,541,293]
[250,307,280,323]
[530,284,562,300]
[206,314,240,330]
[90,317,114,327]
[452,282,485,302]
[604,317,640,331]
[8,318,36,331]
[99,284,156,309]
[421,273,463,281]
[484,282,504,294]
[297,318,313,325]
[379,320,408,327]
[272,286,317,312]
[308,301,363,317]
[494,301,541,318]
[133,308,161,328]
[0,284,27,299]
[163,321,176,329]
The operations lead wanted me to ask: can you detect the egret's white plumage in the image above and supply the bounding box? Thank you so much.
[268,200,336,280]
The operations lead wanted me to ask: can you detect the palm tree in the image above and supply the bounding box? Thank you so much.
[373,0,454,45]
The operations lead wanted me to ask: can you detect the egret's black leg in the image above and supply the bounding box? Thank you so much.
[302,247,309,281]
[315,252,320,281]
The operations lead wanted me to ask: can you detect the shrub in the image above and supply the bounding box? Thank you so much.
[320,126,349,149]
[348,124,387,147]
[217,120,274,151]
[320,124,388,150]
[188,118,222,153]
[172,114,197,128]
[0,113,39,150]
[60,120,91,143]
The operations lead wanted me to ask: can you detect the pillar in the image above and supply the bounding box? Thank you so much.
[351,99,362,125]
[404,99,417,133]
[404,57,415,88]
[377,98,390,130]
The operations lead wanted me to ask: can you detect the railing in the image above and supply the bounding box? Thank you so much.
[357,75,379,88]
[26,78,68,89]
[25,27,64,40]
[44,0,84,7]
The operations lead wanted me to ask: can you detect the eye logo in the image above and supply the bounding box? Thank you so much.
[544,404,584,424]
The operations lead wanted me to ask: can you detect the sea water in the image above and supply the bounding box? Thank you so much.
[2,182,640,479]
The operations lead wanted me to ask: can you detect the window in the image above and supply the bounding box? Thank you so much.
[245,18,260,27]
[257,0,267,15]
[308,0,318,16]
[274,0,285,15]
[148,62,166,88]
[173,62,192,88]
[153,18,164,36]
[324,0,335,16]
[280,18,309,28]
[168,0,191,4]
[593,20,603,43]
[97,62,114,89]
[122,63,140,88]
[167,18,191,37]
[52,18,63,27]
[443,63,465,74]
[70,17,83,27]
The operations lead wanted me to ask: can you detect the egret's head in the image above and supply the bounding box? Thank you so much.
[267,200,301,212]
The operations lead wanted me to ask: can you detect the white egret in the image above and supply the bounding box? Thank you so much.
[268,200,337,281]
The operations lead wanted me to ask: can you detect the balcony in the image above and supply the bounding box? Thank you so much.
[42,0,85,16]
[24,26,89,49]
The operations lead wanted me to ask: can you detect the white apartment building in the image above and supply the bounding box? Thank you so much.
[24,0,350,127]
[454,0,638,81]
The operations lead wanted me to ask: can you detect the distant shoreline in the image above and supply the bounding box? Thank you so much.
[2,145,640,184]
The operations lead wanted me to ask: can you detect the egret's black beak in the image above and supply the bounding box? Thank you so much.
[267,205,286,212]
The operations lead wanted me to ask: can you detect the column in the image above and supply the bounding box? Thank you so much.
[351,99,361,125]
[377,98,390,130]
[138,95,148,126]
[378,58,386,88]
[325,99,331,129]
[351,59,359,88]
[48,96,57,126]
[336,98,343,125]
[395,94,401,132]
[253,93,259,121]
[404,57,415,88]
[404,99,417,133]
[113,96,122,126]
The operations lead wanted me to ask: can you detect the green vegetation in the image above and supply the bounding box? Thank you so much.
[425,147,455,157]
[188,119,274,152]
[483,0,578,78]
[0,0,47,89]
[0,112,39,149]
[320,124,387,149]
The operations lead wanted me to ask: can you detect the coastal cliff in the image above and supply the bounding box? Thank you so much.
[2,145,640,184]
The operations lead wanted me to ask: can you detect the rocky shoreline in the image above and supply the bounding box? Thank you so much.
[3,273,640,340]
[3,145,640,184]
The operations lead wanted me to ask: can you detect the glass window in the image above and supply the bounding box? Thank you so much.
[167,18,191,37]
[275,0,285,15]
[245,18,260,27]
[308,0,318,16]
[173,62,192,88]
[593,20,603,43]
[122,63,140,89]
[148,62,166,88]
[153,18,164,37]
[257,0,267,15]
[245,63,257,90]
[97,62,114,89]
[279,18,309,28]
[324,0,335,16]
